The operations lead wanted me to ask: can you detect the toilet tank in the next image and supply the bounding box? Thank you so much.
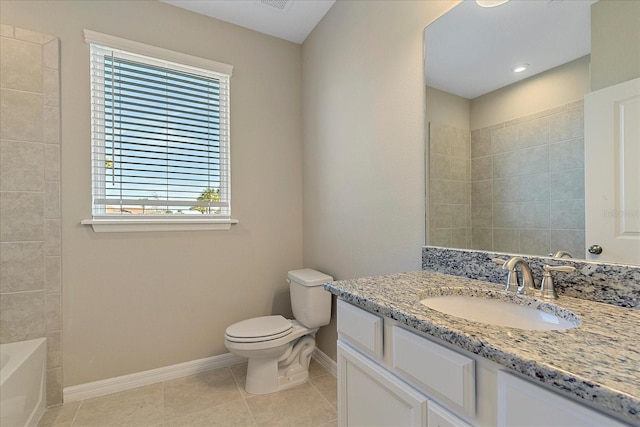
[287,269,333,328]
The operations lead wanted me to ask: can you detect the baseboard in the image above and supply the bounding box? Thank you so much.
[63,352,245,402]
[312,347,337,377]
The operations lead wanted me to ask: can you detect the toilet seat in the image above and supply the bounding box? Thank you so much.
[225,315,293,343]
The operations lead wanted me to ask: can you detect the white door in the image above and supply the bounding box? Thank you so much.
[585,77,640,265]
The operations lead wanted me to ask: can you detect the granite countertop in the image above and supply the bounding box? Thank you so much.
[325,271,640,426]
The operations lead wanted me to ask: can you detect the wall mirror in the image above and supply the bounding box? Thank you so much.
[424,0,640,264]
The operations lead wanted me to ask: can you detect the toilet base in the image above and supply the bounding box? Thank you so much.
[244,335,316,395]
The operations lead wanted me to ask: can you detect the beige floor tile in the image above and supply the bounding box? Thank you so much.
[230,363,252,398]
[308,359,329,378]
[163,399,256,427]
[37,402,80,427]
[245,382,336,427]
[72,383,164,427]
[309,374,337,409]
[317,420,338,427]
[163,367,242,420]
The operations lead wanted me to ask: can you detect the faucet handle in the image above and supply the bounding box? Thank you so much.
[540,264,576,300]
[492,258,519,292]
[545,265,576,273]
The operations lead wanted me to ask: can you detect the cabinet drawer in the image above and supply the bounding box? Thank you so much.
[337,299,383,359]
[392,326,475,417]
[428,402,472,427]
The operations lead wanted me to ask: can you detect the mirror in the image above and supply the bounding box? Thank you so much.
[424,0,639,264]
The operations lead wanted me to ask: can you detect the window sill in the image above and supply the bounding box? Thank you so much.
[81,218,239,233]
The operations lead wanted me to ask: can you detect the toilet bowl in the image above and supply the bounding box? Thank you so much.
[224,269,332,395]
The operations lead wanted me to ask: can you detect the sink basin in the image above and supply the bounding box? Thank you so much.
[420,295,579,330]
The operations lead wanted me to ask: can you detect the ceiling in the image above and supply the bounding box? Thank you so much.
[160,0,336,44]
[425,0,596,99]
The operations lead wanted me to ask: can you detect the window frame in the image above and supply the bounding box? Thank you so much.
[81,30,237,232]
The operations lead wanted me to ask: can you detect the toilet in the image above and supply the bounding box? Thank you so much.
[224,268,333,395]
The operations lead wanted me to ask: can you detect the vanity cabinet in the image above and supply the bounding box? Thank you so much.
[336,299,629,427]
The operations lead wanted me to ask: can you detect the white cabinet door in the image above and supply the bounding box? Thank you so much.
[585,77,640,264]
[338,341,428,427]
[497,371,627,427]
[428,402,472,427]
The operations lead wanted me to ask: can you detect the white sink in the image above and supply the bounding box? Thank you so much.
[420,295,579,330]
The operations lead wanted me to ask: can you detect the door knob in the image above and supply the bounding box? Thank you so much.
[588,245,603,254]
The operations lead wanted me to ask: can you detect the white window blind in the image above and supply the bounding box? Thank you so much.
[88,40,231,220]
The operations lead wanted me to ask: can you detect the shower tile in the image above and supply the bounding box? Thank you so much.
[430,179,452,205]
[471,128,491,158]
[44,144,60,181]
[43,39,60,70]
[429,124,450,155]
[492,178,517,203]
[471,156,492,181]
[72,383,164,427]
[450,128,470,159]
[47,367,63,406]
[518,116,549,149]
[493,228,520,253]
[450,156,467,181]
[519,229,551,257]
[0,140,44,192]
[14,27,55,44]
[550,169,585,200]
[44,181,60,219]
[47,330,62,368]
[518,173,549,202]
[434,204,454,228]
[550,138,584,171]
[472,203,492,228]
[493,203,520,229]
[46,293,62,331]
[471,227,493,251]
[44,219,61,256]
[519,201,550,229]
[43,106,61,144]
[0,191,44,242]
[472,180,493,205]
[550,199,585,229]
[0,290,45,343]
[450,180,467,204]
[45,256,62,294]
[518,145,549,176]
[0,241,44,293]
[491,125,518,154]
[0,37,42,92]
[549,107,583,143]
[430,154,451,180]
[450,228,470,249]
[0,89,43,142]
[492,150,519,178]
[164,367,242,420]
[43,68,59,107]
[429,228,451,247]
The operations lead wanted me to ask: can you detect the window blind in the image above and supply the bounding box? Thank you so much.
[89,43,231,218]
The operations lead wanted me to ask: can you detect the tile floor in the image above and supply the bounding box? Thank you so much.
[37,359,337,427]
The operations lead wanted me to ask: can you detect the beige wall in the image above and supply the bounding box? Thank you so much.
[426,86,470,129]
[1,0,303,387]
[302,0,458,359]
[591,0,640,91]
[470,55,591,130]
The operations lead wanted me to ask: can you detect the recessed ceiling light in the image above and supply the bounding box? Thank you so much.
[476,0,510,7]
[512,64,529,73]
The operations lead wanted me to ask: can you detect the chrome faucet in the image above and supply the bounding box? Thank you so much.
[501,257,536,296]
[550,250,573,259]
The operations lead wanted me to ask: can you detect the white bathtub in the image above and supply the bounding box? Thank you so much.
[0,338,47,427]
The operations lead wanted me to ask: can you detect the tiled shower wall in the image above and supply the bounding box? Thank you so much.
[428,123,471,249]
[0,24,62,405]
[470,101,586,257]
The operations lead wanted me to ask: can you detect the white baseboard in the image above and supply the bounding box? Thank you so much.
[63,352,245,402]
[312,347,337,377]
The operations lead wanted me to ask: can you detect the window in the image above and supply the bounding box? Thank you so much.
[82,31,236,232]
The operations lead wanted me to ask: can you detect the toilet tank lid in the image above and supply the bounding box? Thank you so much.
[287,268,333,286]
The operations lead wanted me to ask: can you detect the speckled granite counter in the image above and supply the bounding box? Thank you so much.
[325,271,640,425]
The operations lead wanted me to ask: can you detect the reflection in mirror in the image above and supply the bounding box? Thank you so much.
[425,0,595,260]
